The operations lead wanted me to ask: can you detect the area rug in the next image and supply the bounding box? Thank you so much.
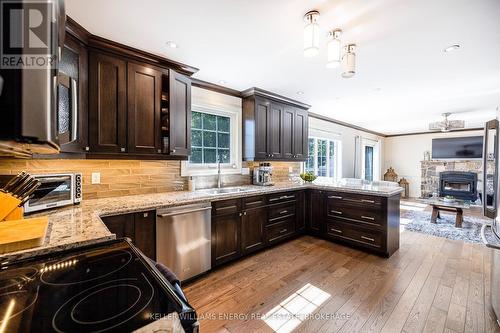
[400,209,492,244]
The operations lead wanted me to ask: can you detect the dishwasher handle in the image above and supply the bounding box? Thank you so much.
[157,206,211,218]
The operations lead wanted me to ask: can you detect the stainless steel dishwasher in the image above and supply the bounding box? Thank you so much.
[156,203,212,281]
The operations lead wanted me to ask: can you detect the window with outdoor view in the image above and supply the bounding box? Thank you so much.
[190,111,231,164]
[305,137,339,179]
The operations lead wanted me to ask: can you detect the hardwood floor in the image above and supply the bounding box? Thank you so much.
[184,230,500,333]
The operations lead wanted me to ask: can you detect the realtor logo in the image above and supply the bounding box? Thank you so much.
[1,0,56,69]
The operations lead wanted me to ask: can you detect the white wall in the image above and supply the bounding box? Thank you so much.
[384,130,483,198]
[309,117,385,179]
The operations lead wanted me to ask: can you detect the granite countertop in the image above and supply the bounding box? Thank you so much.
[0,181,402,262]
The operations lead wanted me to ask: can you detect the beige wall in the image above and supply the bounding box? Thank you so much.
[0,159,300,199]
[383,130,483,198]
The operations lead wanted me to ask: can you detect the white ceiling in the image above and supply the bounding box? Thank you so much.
[65,0,500,135]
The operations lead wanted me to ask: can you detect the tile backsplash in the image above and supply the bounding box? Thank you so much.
[0,159,301,199]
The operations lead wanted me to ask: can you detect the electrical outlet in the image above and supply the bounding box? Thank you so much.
[91,172,101,184]
[288,166,293,173]
[241,168,250,175]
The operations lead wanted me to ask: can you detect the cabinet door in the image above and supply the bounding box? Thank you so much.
[282,107,294,160]
[241,207,266,254]
[127,63,162,154]
[293,108,308,160]
[134,210,156,259]
[169,69,191,157]
[101,214,135,241]
[59,34,88,153]
[307,190,325,235]
[295,191,306,232]
[212,213,241,266]
[255,98,270,160]
[268,102,283,159]
[89,52,127,153]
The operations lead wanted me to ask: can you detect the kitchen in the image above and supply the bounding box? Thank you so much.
[0,0,499,332]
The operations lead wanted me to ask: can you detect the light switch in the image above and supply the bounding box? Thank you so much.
[91,172,101,184]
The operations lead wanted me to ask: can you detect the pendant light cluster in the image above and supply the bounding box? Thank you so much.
[303,10,357,78]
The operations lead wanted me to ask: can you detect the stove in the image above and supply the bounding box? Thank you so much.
[0,239,198,332]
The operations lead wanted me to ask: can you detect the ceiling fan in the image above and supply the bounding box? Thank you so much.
[428,113,465,132]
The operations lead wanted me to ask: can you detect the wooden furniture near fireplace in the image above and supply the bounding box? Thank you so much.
[421,198,471,228]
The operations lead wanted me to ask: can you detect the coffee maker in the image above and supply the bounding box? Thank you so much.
[253,163,274,186]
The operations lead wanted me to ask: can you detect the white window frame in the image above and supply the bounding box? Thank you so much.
[361,138,380,181]
[181,87,242,177]
[304,137,341,180]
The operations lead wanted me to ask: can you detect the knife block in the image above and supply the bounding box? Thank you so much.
[0,192,23,221]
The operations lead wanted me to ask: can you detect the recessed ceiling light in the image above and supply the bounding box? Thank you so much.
[166,41,178,49]
[373,87,382,92]
[443,44,460,52]
[297,91,304,95]
[218,80,226,85]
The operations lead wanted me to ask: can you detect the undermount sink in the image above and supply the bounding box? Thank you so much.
[196,187,255,195]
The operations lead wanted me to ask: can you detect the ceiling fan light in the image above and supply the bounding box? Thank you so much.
[303,11,320,57]
[326,29,342,69]
[342,44,356,78]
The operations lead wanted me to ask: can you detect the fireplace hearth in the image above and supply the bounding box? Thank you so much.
[439,171,478,201]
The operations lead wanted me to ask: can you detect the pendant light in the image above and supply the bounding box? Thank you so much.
[342,44,356,78]
[326,29,342,68]
[303,10,320,57]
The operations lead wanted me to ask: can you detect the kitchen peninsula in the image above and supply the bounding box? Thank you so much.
[0,181,402,264]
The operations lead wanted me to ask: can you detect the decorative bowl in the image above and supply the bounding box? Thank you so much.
[300,172,317,183]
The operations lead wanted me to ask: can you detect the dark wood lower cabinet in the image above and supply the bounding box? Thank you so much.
[307,190,325,235]
[211,213,241,266]
[101,210,156,259]
[241,207,266,254]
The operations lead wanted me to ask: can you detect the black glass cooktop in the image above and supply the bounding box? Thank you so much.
[0,239,197,332]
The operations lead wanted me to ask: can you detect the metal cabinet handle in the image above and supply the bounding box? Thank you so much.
[330,210,342,215]
[120,147,125,152]
[279,228,288,234]
[157,206,211,217]
[361,215,375,221]
[172,149,176,153]
[243,211,247,216]
[328,195,343,199]
[481,224,500,249]
[330,228,342,234]
[143,212,148,218]
[361,236,375,242]
[70,78,78,141]
[85,146,90,151]
[269,195,295,202]
[361,199,375,204]
[279,210,288,215]
[239,212,243,217]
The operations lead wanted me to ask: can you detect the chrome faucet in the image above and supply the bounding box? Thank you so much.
[217,157,222,189]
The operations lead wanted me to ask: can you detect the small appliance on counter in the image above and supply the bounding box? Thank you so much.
[0,238,199,332]
[253,162,274,186]
[0,172,82,214]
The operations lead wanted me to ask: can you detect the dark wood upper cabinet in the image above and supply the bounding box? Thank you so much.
[168,69,192,157]
[283,106,295,160]
[88,51,127,153]
[293,108,309,160]
[242,88,310,162]
[59,33,88,153]
[268,102,283,159]
[127,63,163,154]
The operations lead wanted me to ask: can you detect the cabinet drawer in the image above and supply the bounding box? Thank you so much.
[243,195,266,209]
[326,221,383,249]
[266,218,295,243]
[326,192,382,207]
[212,199,241,216]
[268,203,296,224]
[326,204,384,229]
[267,191,297,204]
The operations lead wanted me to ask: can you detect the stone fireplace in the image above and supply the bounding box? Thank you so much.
[421,160,492,199]
[439,171,478,201]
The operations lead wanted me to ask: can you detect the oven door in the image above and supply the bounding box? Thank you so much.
[24,174,75,213]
